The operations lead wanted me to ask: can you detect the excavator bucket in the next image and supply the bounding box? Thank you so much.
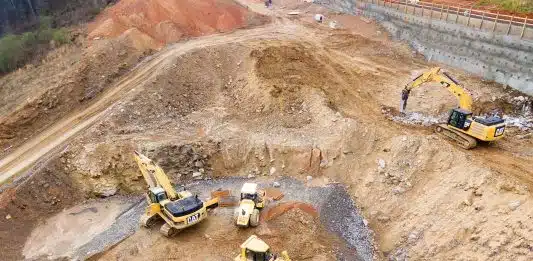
[400,89,410,113]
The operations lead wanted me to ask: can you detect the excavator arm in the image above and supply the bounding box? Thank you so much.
[133,151,179,200]
[400,67,473,113]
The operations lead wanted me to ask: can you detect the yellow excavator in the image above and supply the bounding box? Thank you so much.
[235,235,291,261]
[133,151,219,237]
[400,67,506,149]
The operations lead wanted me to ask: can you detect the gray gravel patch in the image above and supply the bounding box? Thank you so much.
[191,177,374,261]
[73,177,374,261]
[73,197,146,260]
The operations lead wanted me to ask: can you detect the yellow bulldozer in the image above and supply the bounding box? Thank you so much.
[235,235,291,261]
[401,67,506,149]
[133,151,218,237]
[234,183,266,227]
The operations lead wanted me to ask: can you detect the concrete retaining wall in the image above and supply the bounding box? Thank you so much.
[315,0,533,95]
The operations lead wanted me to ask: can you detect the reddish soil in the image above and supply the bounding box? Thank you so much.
[261,201,318,222]
[88,0,269,45]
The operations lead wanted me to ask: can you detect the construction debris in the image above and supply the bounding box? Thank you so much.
[218,196,239,207]
[211,189,231,199]
[211,189,238,207]
[3,0,533,260]
[265,187,284,201]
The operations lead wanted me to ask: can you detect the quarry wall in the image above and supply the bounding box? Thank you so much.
[316,0,533,95]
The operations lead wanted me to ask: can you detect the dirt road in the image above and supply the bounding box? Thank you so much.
[2,1,533,260]
[0,21,308,185]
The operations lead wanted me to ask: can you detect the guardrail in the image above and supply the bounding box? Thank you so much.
[358,0,532,39]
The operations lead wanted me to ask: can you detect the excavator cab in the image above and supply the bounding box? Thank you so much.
[148,187,168,203]
[240,183,265,209]
[447,108,472,130]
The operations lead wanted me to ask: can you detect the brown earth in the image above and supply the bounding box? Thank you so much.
[1,0,533,260]
[261,202,318,221]
[0,32,154,157]
[88,0,270,44]
[0,158,83,260]
[93,208,339,261]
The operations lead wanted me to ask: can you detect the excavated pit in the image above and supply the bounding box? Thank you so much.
[2,3,533,260]
[54,177,373,261]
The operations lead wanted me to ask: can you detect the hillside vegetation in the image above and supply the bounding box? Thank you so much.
[0,17,70,74]
[476,0,533,13]
[0,0,116,36]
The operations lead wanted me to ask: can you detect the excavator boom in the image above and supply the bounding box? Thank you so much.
[399,67,505,149]
[133,151,178,200]
[401,67,473,113]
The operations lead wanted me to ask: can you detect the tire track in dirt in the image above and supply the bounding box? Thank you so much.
[0,22,307,185]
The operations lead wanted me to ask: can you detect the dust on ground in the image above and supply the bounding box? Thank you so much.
[1,0,533,261]
[22,198,133,260]
[36,177,373,261]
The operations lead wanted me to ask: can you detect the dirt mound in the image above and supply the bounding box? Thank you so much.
[261,201,318,222]
[0,157,83,260]
[264,208,341,260]
[325,33,396,57]
[3,3,533,260]
[88,0,269,45]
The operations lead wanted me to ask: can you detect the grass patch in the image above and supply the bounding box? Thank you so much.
[0,17,71,74]
[476,0,533,14]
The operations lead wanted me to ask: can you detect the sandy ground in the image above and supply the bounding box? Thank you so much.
[1,0,533,261]
[71,177,371,261]
[22,198,132,260]
[0,23,294,184]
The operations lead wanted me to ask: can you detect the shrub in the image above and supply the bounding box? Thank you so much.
[0,26,71,74]
[476,0,533,14]
[0,34,25,72]
[52,28,70,44]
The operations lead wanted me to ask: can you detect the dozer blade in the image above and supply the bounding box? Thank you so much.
[205,197,220,210]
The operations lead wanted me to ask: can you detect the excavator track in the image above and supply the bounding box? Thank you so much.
[160,223,179,237]
[435,124,477,149]
[140,214,158,228]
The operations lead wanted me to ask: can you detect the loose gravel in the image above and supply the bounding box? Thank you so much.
[73,177,374,261]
